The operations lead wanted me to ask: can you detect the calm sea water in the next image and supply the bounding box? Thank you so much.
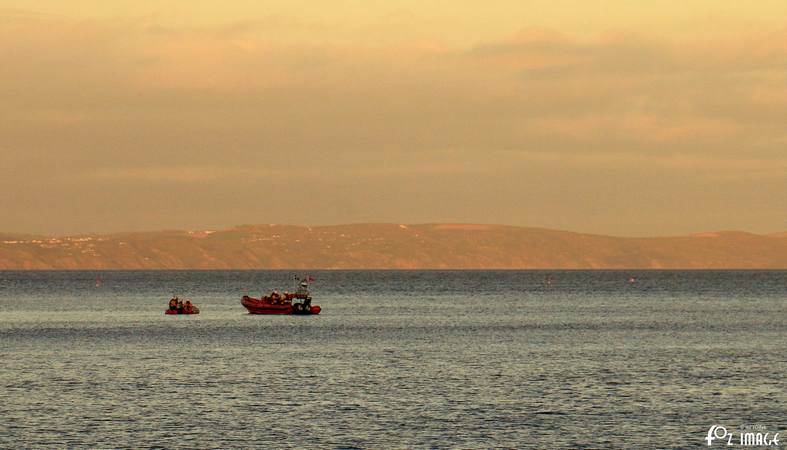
[0,270,784,449]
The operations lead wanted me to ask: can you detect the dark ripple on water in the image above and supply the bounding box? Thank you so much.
[0,270,785,448]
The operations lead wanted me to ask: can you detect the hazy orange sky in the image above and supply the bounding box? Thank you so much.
[1,1,785,236]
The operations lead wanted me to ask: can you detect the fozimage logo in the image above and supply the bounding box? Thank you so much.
[706,424,780,447]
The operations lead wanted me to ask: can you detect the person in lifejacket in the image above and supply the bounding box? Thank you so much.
[183,300,193,314]
[176,299,184,313]
[169,297,178,310]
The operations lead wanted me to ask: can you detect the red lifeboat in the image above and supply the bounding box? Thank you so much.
[241,291,320,315]
[165,297,200,315]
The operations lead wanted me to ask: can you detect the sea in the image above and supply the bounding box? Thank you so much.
[0,270,784,449]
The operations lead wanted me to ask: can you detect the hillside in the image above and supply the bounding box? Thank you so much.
[0,224,785,269]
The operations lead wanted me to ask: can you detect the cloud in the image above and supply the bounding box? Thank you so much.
[0,11,785,235]
[88,161,473,183]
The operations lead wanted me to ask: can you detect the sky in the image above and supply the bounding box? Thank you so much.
[1,1,786,236]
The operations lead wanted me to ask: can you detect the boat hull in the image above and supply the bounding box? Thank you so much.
[241,296,320,315]
[165,306,200,315]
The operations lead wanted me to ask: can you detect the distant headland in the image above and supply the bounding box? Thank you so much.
[1,224,785,269]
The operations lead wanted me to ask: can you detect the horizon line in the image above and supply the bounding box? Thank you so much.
[1,222,785,240]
